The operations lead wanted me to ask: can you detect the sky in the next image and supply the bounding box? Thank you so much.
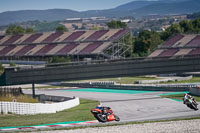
[0,0,141,13]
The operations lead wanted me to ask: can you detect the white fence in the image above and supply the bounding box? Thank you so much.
[0,97,79,115]
[135,76,193,84]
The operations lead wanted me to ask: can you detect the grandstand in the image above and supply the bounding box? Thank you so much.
[0,29,130,61]
[149,34,200,58]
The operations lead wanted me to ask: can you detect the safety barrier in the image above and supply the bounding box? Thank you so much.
[190,87,200,96]
[62,82,200,92]
[135,76,193,84]
[0,97,79,115]
[0,87,23,96]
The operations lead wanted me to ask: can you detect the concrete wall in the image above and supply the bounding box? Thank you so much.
[0,97,79,115]
[2,57,200,85]
[190,87,200,96]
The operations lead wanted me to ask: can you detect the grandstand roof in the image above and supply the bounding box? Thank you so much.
[0,29,129,58]
[148,34,200,58]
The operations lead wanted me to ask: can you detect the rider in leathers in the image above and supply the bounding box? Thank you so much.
[183,93,198,105]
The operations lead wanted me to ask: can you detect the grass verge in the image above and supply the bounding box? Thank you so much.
[66,76,200,84]
[0,94,38,103]
[66,76,157,84]
[160,93,200,102]
[0,99,99,127]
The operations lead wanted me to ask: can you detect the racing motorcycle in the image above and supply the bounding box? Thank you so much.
[185,98,198,111]
[91,107,120,122]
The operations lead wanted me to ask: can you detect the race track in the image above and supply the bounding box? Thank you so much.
[24,88,200,122]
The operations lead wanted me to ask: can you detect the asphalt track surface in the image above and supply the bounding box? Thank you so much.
[23,88,200,122]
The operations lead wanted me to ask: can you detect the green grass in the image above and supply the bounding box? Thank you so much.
[160,93,200,102]
[67,76,200,85]
[0,94,39,103]
[164,77,200,84]
[25,85,62,89]
[68,76,157,84]
[0,99,99,127]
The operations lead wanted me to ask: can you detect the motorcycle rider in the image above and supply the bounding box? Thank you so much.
[96,104,111,115]
[183,93,198,105]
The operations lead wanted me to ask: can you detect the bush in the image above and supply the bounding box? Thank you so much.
[48,56,71,63]
[0,63,4,74]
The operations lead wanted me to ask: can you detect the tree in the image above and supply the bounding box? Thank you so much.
[107,20,127,29]
[179,20,193,33]
[0,63,4,74]
[134,30,162,56]
[56,25,68,32]
[160,23,183,40]
[6,25,35,35]
[48,56,71,63]
[25,27,34,33]
[192,18,200,33]
[92,26,99,30]
[6,25,25,35]
[9,62,16,67]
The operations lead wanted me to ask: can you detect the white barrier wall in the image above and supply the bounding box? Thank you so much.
[190,88,200,96]
[0,97,79,115]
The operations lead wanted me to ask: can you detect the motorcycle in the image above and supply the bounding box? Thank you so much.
[185,98,198,111]
[91,107,120,122]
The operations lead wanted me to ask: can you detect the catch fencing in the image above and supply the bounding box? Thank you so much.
[0,87,23,96]
[0,97,79,115]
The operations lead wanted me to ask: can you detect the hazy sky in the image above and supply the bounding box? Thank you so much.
[0,0,141,13]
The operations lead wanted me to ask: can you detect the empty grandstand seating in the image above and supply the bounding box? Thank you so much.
[0,45,16,56]
[0,46,5,51]
[186,35,200,47]
[188,48,200,55]
[85,30,108,41]
[75,31,95,41]
[109,29,128,41]
[174,49,193,56]
[23,33,43,43]
[34,44,57,56]
[15,34,32,44]
[68,43,90,54]
[6,45,24,56]
[0,36,5,41]
[63,31,86,41]
[79,42,103,54]
[92,42,111,53]
[149,34,200,58]
[56,43,79,55]
[173,35,196,47]
[3,35,23,44]
[158,49,179,57]
[46,44,67,55]
[15,45,36,56]
[148,50,164,57]
[26,45,45,55]
[161,34,184,47]
[0,29,130,59]
[42,32,63,43]
[54,32,72,42]
[98,29,119,40]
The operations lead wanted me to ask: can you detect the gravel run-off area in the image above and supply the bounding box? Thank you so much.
[34,119,200,133]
